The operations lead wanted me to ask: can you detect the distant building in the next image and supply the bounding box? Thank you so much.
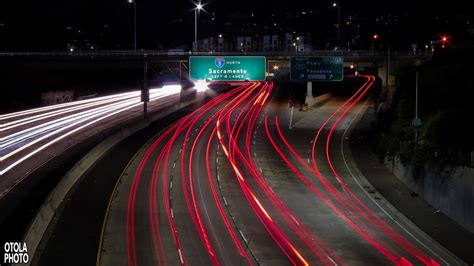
[285,33,293,51]
[271,35,280,51]
[263,35,271,51]
[190,32,313,53]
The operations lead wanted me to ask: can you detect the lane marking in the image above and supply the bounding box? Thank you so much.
[340,98,449,265]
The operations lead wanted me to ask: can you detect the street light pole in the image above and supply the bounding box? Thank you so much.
[414,70,420,150]
[128,0,137,51]
[333,3,341,48]
[337,5,341,47]
[415,70,419,121]
[195,9,198,52]
[372,34,378,54]
[194,2,203,53]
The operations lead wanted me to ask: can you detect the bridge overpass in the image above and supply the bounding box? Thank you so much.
[0,49,431,103]
[0,49,428,60]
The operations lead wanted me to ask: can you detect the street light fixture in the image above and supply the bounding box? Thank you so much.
[128,0,137,51]
[332,2,341,47]
[371,33,379,54]
[194,1,204,52]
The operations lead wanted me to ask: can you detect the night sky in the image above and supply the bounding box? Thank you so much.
[0,0,472,50]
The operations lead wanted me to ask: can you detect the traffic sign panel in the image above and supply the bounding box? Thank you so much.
[412,117,422,129]
[291,57,344,81]
[189,56,266,81]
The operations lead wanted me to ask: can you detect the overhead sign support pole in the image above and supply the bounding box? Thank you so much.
[142,61,149,118]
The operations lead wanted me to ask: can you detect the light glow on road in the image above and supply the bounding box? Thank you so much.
[0,86,180,176]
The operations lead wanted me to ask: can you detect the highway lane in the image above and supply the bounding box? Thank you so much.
[101,83,259,265]
[0,85,184,199]
[99,77,463,265]
[262,76,462,265]
[101,82,320,265]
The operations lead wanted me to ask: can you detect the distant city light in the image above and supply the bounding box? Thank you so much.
[440,34,450,48]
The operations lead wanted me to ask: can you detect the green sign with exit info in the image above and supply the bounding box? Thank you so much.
[291,57,344,81]
[189,56,266,81]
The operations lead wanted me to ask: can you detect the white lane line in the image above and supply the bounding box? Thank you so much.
[290,215,300,226]
[239,230,248,244]
[327,256,338,266]
[178,249,184,265]
[222,197,228,206]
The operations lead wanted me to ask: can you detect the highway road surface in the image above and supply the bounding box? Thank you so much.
[99,79,464,265]
[0,85,183,198]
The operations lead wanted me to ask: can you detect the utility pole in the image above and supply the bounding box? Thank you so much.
[133,1,137,51]
[386,43,391,106]
[412,70,422,151]
[289,89,294,129]
[415,70,418,146]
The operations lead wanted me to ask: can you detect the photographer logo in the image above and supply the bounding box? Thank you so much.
[3,242,29,264]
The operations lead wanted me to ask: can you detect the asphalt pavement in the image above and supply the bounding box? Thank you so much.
[31,79,472,265]
[33,102,204,266]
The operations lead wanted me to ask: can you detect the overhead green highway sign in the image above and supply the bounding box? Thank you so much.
[291,57,344,81]
[189,56,266,81]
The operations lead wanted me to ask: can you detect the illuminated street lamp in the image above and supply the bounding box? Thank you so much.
[332,2,341,47]
[194,2,204,52]
[128,0,137,51]
[371,33,379,54]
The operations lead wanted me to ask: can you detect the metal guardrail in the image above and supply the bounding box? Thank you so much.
[0,50,429,58]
